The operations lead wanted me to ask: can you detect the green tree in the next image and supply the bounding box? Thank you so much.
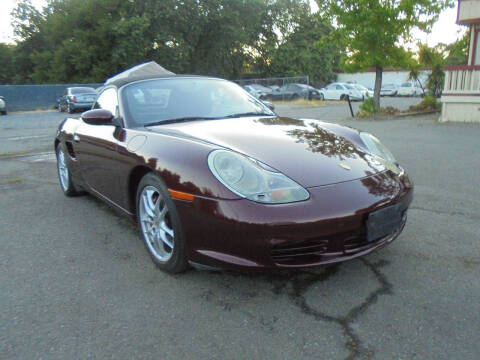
[10,0,318,83]
[0,44,15,84]
[444,30,470,65]
[418,44,446,97]
[269,14,339,85]
[317,0,452,110]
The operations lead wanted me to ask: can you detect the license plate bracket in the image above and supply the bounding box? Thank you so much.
[367,203,403,242]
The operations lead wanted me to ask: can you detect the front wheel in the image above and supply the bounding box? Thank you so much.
[56,145,81,196]
[136,173,188,273]
[319,93,324,101]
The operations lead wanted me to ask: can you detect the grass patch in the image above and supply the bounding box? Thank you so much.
[272,99,333,107]
[2,178,24,184]
[0,150,33,157]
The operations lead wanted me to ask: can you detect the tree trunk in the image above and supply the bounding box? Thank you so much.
[374,66,383,111]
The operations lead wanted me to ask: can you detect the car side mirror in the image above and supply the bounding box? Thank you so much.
[81,109,115,125]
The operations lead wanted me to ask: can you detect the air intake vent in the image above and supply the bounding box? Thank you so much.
[269,229,367,264]
[65,142,76,159]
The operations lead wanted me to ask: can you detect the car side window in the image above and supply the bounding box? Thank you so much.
[93,88,118,116]
[336,85,344,90]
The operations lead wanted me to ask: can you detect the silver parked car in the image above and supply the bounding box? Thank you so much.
[58,87,97,113]
[0,96,7,115]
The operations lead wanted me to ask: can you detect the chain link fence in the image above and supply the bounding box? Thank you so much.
[234,76,321,102]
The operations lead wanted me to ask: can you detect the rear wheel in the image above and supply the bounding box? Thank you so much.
[136,173,188,273]
[340,94,346,101]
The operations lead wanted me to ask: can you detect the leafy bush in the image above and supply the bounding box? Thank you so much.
[408,95,440,112]
[357,98,400,117]
[359,97,377,114]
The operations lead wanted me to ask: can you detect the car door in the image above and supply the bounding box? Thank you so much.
[323,85,334,100]
[72,87,125,205]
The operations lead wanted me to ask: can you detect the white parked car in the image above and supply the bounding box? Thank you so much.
[380,84,399,97]
[319,82,364,101]
[397,82,423,97]
[351,84,374,99]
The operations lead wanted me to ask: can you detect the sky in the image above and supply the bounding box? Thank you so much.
[0,0,468,47]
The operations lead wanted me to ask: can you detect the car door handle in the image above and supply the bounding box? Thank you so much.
[73,134,80,143]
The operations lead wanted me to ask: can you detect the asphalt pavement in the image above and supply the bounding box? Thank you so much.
[0,102,479,359]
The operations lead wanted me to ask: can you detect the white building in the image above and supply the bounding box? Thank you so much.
[440,0,480,122]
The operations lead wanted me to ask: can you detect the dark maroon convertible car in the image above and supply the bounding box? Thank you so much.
[55,62,413,273]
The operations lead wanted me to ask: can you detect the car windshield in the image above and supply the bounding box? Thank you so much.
[401,83,411,87]
[71,87,96,94]
[122,78,275,126]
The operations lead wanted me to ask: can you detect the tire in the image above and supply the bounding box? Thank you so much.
[56,145,81,196]
[319,93,324,101]
[291,94,299,101]
[1,111,6,115]
[67,103,74,114]
[340,94,346,101]
[59,103,64,112]
[136,173,188,274]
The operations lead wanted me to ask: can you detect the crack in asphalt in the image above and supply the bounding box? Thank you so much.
[194,258,394,359]
[260,259,393,360]
[410,206,480,221]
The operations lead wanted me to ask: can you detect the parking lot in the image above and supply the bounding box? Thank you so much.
[1,99,479,359]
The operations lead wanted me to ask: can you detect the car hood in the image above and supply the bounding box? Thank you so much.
[148,117,383,187]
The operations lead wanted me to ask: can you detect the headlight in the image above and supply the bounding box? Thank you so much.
[208,150,310,204]
[359,132,402,174]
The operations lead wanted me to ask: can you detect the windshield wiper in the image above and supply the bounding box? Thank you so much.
[144,116,218,127]
[221,112,275,118]
[144,112,275,127]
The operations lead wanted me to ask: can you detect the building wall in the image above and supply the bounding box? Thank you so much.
[335,70,430,89]
[458,0,480,24]
[440,100,480,122]
[0,83,102,112]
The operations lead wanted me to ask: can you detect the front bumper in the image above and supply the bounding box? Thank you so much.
[175,170,413,270]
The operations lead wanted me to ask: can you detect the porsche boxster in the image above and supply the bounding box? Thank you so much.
[55,63,413,273]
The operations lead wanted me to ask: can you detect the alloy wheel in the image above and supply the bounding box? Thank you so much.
[57,148,69,191]
[139,186,175,262]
